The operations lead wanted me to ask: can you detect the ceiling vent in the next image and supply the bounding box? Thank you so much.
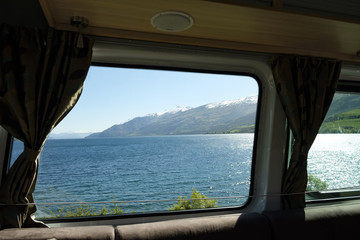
[151,11,194,32]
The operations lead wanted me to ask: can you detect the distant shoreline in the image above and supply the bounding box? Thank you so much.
[47,131,360,140]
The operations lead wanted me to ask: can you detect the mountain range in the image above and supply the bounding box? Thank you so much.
[87,95,258,138]
[51,93,360,139]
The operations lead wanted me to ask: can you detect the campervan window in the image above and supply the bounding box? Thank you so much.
[307,82,360,202]
[10,66,260,219]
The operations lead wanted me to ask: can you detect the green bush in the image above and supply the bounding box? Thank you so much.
[41,189,217,218]
[307,174,328,191]
[42,199,124,218]
[169,188,217,211]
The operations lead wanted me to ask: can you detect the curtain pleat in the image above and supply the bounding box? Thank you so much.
[0,24,93,228]
[271,56,341,209]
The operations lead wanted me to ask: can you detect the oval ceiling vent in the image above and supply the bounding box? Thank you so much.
[151,11,194,32]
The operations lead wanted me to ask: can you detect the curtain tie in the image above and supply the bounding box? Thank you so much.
[23,147,41,162]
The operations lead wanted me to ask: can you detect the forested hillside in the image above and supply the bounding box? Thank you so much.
[319,93,360,133]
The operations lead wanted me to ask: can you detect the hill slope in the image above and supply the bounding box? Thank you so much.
[87,96,258,138]
[320,109,360,133]
[317,93,360,133]
[86,92,360,137]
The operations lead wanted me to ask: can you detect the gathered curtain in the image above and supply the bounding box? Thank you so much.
[271,56,342,209]
[0,24,93,228]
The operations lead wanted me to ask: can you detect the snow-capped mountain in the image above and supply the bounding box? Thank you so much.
[87,95,258,138]
[205,95,258,109]
[153,106,193,117]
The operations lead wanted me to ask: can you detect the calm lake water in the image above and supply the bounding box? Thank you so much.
[12,134,254,218]
[10,133,360,218]
[308,134,360,190]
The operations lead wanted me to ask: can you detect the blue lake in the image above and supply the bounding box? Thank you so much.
[12,134,254,217]
[11,133,360,218]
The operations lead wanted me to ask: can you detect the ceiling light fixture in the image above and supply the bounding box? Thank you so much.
[151,11,194,32]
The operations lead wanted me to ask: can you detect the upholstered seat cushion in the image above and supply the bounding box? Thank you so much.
[263,204,360,240]
[0,225,115,240]
[116,213,272,240]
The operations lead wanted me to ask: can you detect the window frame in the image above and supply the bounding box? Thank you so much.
[4,39,285,226]
[305,80,360,204]
[36,64,261,223]
[0,127,12,184]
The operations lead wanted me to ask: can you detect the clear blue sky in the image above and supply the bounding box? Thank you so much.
[52,66,259,134]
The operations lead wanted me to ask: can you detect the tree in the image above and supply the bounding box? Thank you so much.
[307,174,328,191]
[169,188,217,210]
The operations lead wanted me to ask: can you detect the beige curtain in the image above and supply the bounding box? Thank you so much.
[0,24,93,228]
[271,56,341,209]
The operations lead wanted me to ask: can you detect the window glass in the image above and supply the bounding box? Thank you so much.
[10,138,23,166]
[307,92,360,196]
[10,66,259,218]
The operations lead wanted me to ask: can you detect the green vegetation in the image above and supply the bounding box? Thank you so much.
[206,125,255,134]
[41,200,124,218]
[168,188,218,211]
[40,189,216,218]
[307,174,328,191]
[325,93,360,118]
[320,109,360,133]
